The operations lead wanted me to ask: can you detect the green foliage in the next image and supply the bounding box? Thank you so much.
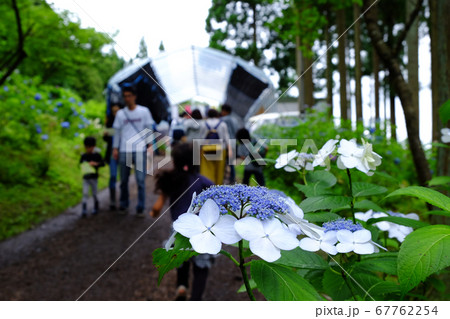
[397,225,450,294]
[152,234,198,285]
[300,195,350,213]
[352,182,388,197]
[275,247,329,270]
[0,0,124,100]
[251,260,323,301]
[0,73,107,240]
[386,186,450,212]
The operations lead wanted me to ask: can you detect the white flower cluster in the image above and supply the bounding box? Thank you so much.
[275,138,382,175]
[442,128,450,143]
[173,193,385,262]
[355,209,419,242]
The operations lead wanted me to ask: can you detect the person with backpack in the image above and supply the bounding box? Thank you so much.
[112,86,154,217]
[150,143,214,300]
[236,128,267,186]
[199,109,230,184]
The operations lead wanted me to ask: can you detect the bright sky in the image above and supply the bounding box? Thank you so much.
[47,0,433,144]
[47,0,212,59]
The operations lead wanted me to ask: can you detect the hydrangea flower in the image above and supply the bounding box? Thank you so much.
[53,107,58,113]
[356,210,418,242]
[337,139,382,175]
[78,101,83,106]
[275,150,300,172]
[61,121,70,128]
[336,229,376,254]
[193,185,288,220]
[68,97,76,103]
[173,199,241,254]
[299,230,338,255]
[56,102,63,107]
[3,86,8,92]
[34,93,42,101]
[41,134,49,140]
[35,124,42,134]
[442,128,450,143]
[323,218,364,232]
[74,132,79,137]
[312,139,338,168]
[234,217,299,262]
[30,105,35,109]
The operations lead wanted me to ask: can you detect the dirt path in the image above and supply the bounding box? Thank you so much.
[0,167,258,301]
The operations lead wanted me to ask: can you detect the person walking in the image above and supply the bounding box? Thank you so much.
[80,136,105,217]
[150,143,214,301]
[112,86,154,217]
[220,104,242,184]
[236,128,267,186]
[103,104,121,210]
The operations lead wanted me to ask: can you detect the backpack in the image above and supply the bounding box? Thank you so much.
[205,120,223,140]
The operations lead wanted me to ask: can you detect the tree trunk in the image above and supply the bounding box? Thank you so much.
[373,49,380,123]
[337,8,348,122]
[303,51,314,108]
[0,0,26,87]
[363,0,431,185]
[353,3,363,122]
[387,11,397,140]
[325,8,333,117]
[406,0,420,130]
[295,35,305,114]
[434,0,450,178]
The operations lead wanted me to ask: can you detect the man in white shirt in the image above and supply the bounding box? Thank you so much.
[112,86,154,216]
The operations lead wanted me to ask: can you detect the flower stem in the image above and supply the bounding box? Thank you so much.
[238,240,256,301]
[219,250,239,267]
[346,168,356,223]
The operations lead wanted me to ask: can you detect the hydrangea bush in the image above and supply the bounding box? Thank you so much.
[153,138,450,301]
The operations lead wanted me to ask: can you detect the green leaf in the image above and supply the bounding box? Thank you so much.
[295,171,338,197]
[305,170,337,187]
[423,210,450,218]
[322,268,354,300]
[363,281,401,299]
[398,225,450,294]
[295,183,333,197]
[300,195,349,213]
[304,211,341,223]
[152,234,197,285]
[251,260,323,301]
[353,254,398,275]
[275,247,329,270]
[428,176,450,187]
[367,216,429,229]
[385,186,450,212]
[439,99,450,124]
[352,182,388,197]
[332,199,384,214]
[237,278,257,293]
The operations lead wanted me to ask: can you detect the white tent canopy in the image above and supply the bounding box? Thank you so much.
[107,46,276,122]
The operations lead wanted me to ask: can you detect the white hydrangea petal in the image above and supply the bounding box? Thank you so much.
[189,231,222,254]
[320,241,338,255]
[405,213,420,220]
[173,213,207,238]
[268,226,299,251]
[336,229,354,243]
[353,243,375,254]
[186,192,197,214]
[336,242,354,253]
[211,215,241,244]
[336,156,346,170]
[322,231,337,244]
[250,237,281,262]
[288,223,303,235]
[353,229,372,243]
[198,199,220,228]
[299,238,320,252]
[340,156,360,169]
[234,217,265,241]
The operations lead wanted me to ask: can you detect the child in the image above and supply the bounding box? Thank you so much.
[80,136,105,217]
[236,128,267,186]
[150,143,214,301]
